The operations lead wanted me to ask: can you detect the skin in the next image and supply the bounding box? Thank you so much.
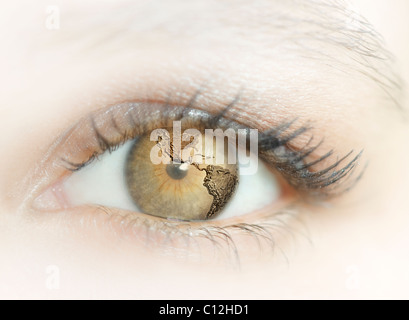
[0,0,408,299]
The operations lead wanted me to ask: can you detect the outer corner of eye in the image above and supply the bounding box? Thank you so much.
[37,127,287,223]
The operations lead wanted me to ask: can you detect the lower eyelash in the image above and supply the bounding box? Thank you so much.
[95,205,301,267]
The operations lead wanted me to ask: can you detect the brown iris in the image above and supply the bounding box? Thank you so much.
[125,128,239,221]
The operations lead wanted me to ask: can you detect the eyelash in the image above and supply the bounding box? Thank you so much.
[51,95,364,264]
[61,98,363,199]
[96,204,299,266]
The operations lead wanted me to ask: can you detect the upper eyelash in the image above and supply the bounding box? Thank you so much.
[258,127,364,198]
[61,95,364,199]
[61,108,364,197]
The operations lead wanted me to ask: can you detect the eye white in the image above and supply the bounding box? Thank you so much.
[63,139,280,218]
[64,140,138,212]
[216,161,279,219]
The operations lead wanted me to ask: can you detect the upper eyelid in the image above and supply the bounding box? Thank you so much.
[54,99,364,200]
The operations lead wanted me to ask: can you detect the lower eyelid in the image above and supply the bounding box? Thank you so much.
[32,181,70,211]
[41,203,300,265]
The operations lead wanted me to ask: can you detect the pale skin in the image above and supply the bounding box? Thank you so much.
[0,0,408,299]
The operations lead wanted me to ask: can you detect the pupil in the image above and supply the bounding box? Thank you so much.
[166,163,189,180]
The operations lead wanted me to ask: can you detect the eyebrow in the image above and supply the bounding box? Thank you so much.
[40,0,403,112]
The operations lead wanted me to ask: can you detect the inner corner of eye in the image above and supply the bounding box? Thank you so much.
[53,128,281,221]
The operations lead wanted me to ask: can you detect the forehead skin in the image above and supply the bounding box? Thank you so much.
[0,0,408,299]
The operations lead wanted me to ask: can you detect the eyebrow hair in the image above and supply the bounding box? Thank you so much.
[40,0,404,112]
[297,0,404,112]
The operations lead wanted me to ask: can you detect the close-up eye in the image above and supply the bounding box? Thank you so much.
[56,104,281,222]
[30,99,362,262]
[2,0,409,301]
[61,118,277,222]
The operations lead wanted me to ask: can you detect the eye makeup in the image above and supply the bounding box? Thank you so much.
[57,99,362,198]
[26,93,365,264]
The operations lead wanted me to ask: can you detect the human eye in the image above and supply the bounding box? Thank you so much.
[25,91,363,265]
